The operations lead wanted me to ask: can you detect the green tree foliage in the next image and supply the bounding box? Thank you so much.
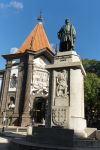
[84,73,100,127]
[83,59,100,76]
[83,59,100,128]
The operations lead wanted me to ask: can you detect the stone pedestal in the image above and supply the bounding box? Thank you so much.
[46,51,87,137]
[31,127,74,147]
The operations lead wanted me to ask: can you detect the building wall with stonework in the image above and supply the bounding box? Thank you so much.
[31,57,49,95]
[0,18,54,126]
[0,50,53,126]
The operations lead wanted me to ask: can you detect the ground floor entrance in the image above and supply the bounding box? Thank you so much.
[30,97,47,124]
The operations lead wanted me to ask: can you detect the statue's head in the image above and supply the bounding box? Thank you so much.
[65,19,70,24]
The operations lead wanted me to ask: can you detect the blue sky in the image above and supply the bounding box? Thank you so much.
[0,0,100,69]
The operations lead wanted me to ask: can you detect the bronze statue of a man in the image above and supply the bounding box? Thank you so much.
[58,19,76,51]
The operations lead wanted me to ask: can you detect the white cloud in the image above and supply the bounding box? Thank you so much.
[10,47,18,54]
[10,1,23,10]
[0,1,23,11]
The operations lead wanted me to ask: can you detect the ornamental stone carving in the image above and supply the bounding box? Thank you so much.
[52,107,66,126]
[10,74,17,88]
[56,70,68,98]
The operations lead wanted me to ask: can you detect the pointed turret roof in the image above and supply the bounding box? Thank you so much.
[17,17,51,53]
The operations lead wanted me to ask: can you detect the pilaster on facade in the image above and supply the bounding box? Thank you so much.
[23,53,34,113]
[0,70,5,102]
[46,70,53,127]
[0,60,12,112]
[14,57,25,114]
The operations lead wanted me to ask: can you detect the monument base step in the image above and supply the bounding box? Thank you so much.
[8,127,100,150]
[9,138,100,150]
[85,128,97,138]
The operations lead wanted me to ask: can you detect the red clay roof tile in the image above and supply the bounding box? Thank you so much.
[17,22,51,53]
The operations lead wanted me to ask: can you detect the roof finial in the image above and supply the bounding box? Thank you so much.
[37,11,43,24]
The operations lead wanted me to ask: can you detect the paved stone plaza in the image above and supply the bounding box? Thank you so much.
[0,136,9,150]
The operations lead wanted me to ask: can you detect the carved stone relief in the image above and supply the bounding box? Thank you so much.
[31,57,50,97]
[56,70,69,98]
[54,55,72,65]
[52,107,67,126]
[31,67,49,96]
[10,74,17,88]
[53,68,69,127]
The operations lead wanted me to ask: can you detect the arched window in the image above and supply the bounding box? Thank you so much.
[8,97,15,110]
[10,96,15,104]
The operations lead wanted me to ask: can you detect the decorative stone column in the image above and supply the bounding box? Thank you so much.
[21,54,33,126]
[14,59,25,114]
[0,60,12,112]
[0,73,4,101]
[46,70,55,127]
